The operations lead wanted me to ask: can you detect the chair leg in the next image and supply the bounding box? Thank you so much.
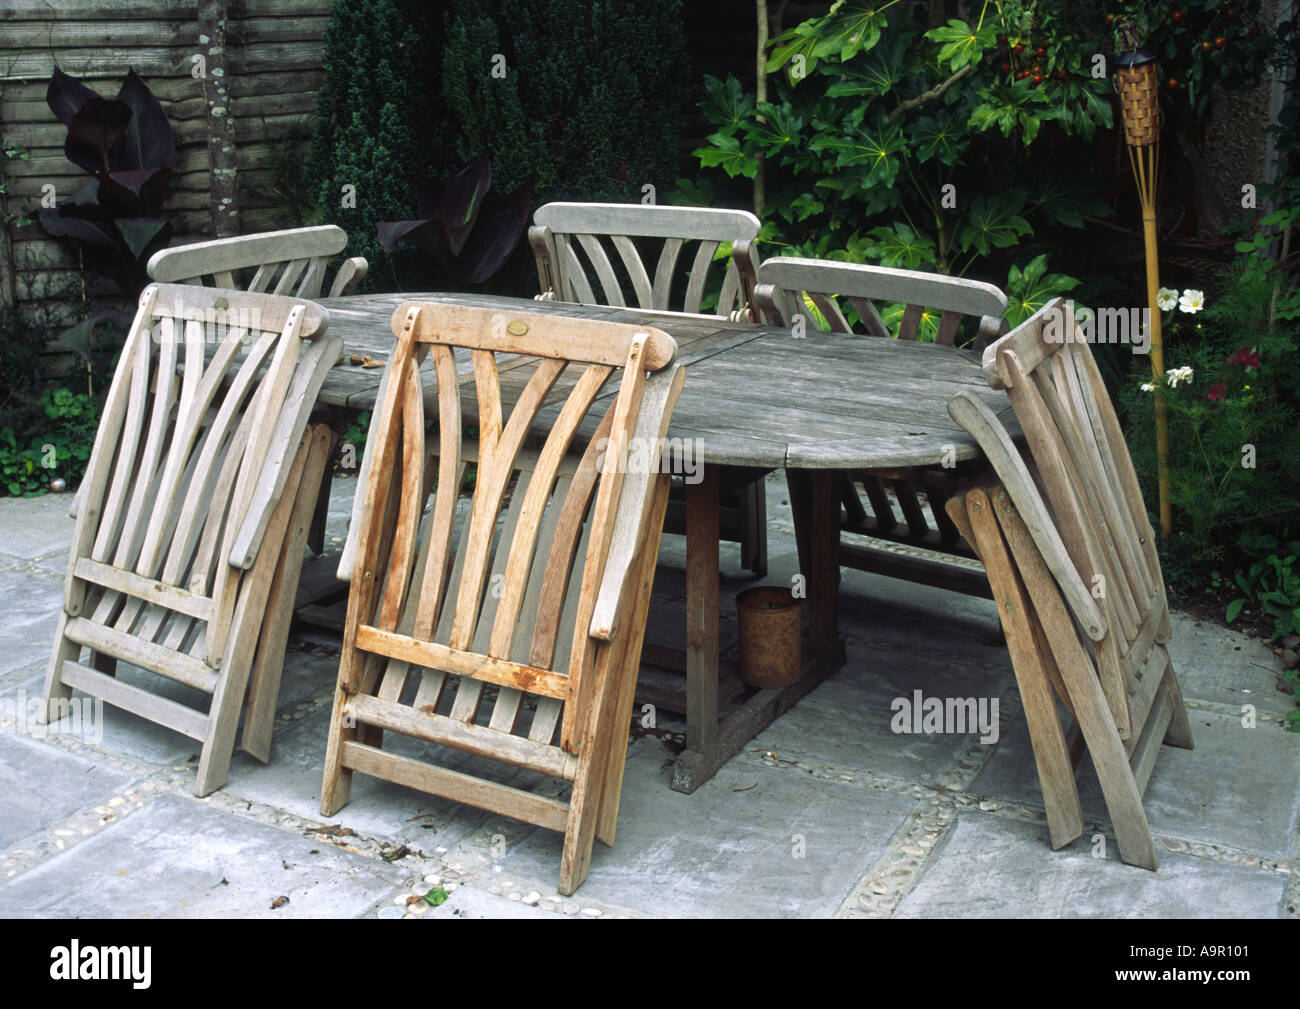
[595,474,671,847]
[991,489,1158,869]
[306,463,334,557]
[1156,652,1194,750]
[197,429,317,796]
[242,426,333,762]
[320,684,357,815]
[965,490,1083,850]
[560,636,631,895]
[40,612,78,723]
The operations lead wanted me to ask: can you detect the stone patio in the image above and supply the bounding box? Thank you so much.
[1,474,1296,919]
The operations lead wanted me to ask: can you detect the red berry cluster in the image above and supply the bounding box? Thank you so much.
[1165,7,1259,87]
[995,35,1064,85]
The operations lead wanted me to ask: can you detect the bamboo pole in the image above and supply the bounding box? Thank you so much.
[1118,53,1172,538]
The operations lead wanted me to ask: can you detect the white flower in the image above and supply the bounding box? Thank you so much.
[1140,382,1155,392]
[1157,287,1178,311]
[1178,289,1205,314]
[1166,366,1194,387]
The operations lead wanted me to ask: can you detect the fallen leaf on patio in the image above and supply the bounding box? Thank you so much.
[270,895,290,909]
[312,823,356,837]
[349,354,366,365]
[381,845,410,862]
[425,887,450,907]
[732,783,757,792]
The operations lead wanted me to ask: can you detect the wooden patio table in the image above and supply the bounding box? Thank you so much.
[313,291,1016,792]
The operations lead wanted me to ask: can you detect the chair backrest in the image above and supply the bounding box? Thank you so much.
[344,301,683,758]
[146,225,368,299]
[754,257,1007,347]
[947,297,1170,740]
[67,283,342,668]
[530,202,760,319]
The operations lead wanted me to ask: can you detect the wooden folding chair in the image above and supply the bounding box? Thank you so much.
[149,225,366,556]
[42,284,341,796]
[946,297,1193,868]
[147,225,368,300]
[753,257,1007,594]
[321,301,684,895]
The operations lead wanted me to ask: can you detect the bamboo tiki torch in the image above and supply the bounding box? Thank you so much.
[1115,25,1172,538]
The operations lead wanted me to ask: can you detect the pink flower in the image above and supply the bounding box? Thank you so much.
[1207,384,1226,402]
[1226,347,1261,370]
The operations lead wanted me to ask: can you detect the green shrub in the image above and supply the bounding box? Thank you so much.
[1121,201,1300,568]
[307,0,440,287]
[1,387,98,496]
[440,0,688,207]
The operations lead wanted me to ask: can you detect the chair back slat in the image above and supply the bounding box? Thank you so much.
[755,257,1007,346]
[531,202,760,319]
[147,226,368,300]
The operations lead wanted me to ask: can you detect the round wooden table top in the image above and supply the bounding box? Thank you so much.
[317,291,1016,470]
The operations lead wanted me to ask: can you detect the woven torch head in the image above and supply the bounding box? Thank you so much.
[1116,57,1159,147]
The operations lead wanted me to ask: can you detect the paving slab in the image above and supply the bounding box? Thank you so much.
[754,635,1013,783]
[0,493,76,561]
[495,734,918,917]
[1167,613,1291,714]
[893,812,1288,918]
[3,666,202,766]
[0,568,65,677]
[0,792,407,918]
[0,732,137,850]
[971,709,1300,859]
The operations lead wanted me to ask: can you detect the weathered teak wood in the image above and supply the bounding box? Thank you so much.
[753,255,1008,589]
[147,225,369,300]
[531,202,761,321]
[320,300,684,895]
[315,289,1011,795]
[42,284,342,796]
[948,297,1193,869]
[530,202,767,577]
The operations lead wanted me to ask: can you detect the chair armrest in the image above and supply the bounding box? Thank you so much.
[228,332,343,569]
[730,239,761,323]
[329,257,369,297]
[529,225,559,300]
[751,282,786,328]
[589,364,685,641]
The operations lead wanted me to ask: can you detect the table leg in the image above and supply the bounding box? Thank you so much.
[810,470,841,660]
[684,464,719,754]
[671,466,846,795]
